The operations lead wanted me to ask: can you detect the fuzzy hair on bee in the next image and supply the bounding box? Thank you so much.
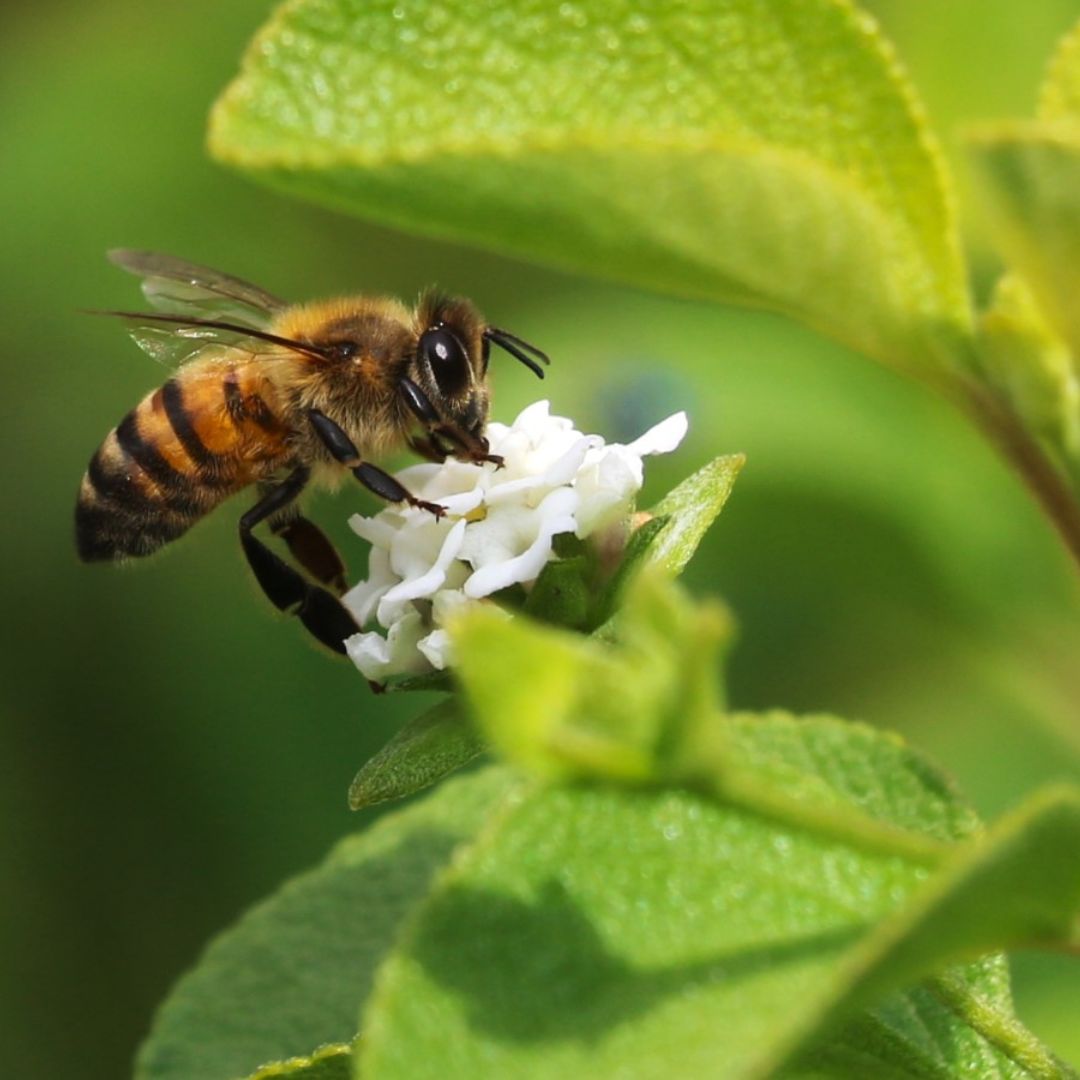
[76,250,549,654]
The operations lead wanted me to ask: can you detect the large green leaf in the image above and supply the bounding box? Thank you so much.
[359,717,1080,1080]
[135,768,515,1080]
[210,0,970,371]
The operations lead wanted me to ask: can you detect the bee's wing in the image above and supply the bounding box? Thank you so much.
[115,316,276,368]
[101,310,328,369]
[108,249,287,329]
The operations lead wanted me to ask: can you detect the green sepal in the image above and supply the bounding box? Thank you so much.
[523,555,592,630]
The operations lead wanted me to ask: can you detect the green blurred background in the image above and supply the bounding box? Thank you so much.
[4,1,1080,1075]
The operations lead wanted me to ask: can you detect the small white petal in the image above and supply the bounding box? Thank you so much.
[345,611,431,681]
[348,514,399,548]
[432,587,474,622]
[511,399,555,437]
[342,545,396,625]
[463,487,580,598]
[626,411,689,456]
[388,517,455,580]
[484,436,595,508]
[382,519,467,604]
[417,628,452,669]
[431,487,486,517]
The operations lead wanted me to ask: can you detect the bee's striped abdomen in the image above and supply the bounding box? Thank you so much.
[75,369,288,561]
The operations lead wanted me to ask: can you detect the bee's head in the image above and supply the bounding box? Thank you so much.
[408,292,491,445]
[403,290,550,464]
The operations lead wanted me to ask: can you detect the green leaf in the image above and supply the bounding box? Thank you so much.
[242,1044,353,1080]
[644,452,746,576]
[384,671,452,694]
[210,0,971,371]
[135,768,514,1080]
[348,699,485,810]
[967,123,1080,364]
[453,570,733,784]
[595,453,744,627]
[768,784,1080,1079]
[1039,16,1080,122]
[359,716,1079,1080]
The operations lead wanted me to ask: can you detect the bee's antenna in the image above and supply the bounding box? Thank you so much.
[483,327,550,380]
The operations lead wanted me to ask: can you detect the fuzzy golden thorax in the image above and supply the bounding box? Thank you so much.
[269,292,491,467]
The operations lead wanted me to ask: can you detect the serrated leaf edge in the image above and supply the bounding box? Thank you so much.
[242,1041,352,1079]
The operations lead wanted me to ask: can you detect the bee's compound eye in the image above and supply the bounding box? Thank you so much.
[420,326,469,397]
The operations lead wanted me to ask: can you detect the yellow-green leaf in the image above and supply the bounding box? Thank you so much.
[210,0,971,372]
[1039,15,1080,122]
[968,123,1080,363]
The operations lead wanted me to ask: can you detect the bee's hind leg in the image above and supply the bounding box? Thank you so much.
[240,465,360,654]
[268,506,348,595]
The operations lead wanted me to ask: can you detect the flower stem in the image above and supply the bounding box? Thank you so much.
[953,378,1080,575]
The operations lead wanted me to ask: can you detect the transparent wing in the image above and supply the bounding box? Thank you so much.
[108,249,287,329]
[118,317,275,368]
[101,310,327,369]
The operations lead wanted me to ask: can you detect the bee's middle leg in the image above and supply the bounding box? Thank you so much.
[240,466,360,654]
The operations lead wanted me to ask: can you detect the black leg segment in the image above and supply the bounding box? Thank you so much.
[408,433,451,463]
[394,382,503,468]
[308,408,448,517]
[239,466,360,654]
[398,377,441,425]
[270,510,348,595]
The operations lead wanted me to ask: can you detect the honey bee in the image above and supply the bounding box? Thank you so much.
[76,250,549,652]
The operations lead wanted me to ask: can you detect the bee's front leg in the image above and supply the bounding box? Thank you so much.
[397,377,501,468]
[307,409,447,518]
[408,433,452,463]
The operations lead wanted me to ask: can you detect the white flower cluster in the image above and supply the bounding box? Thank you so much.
[342,401,688,681]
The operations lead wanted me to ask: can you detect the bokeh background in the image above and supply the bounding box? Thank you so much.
[4,1,1080,1075]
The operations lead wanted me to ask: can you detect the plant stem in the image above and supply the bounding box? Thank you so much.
[930,974,1077,1080]
[953,379,1080,575]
